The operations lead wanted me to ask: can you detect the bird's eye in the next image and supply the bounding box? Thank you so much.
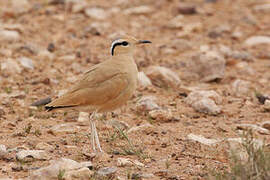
[122,41,129,46]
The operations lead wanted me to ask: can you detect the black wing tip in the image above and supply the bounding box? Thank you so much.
[45,106,54,112]
[45,105,76,112]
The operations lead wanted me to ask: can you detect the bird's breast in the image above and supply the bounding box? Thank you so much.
[98,59,138,112]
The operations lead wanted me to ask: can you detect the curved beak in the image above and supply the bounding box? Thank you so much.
[137,40,152,44]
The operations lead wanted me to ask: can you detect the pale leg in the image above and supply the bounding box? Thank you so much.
[93,121,103,152]
[89,111,103,152]
[89,111,96,152]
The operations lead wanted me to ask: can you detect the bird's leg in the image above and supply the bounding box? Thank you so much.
[89,110,103,152]
[89,112,96,152]
[93,120,103,152]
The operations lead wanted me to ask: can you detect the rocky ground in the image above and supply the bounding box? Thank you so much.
[0,0,270,179]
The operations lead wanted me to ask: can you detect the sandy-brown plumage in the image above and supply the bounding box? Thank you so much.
[44,36,151,152]
[45,54,138,112]
[45,36,150,113]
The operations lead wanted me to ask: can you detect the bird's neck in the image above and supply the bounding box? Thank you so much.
[113,49,134,56]
[112,53,134,61]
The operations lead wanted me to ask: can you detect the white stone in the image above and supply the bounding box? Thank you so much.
[162,47,176,55]
[50,123,80,134]
[254,4,270,13]
[170,39,192,52]
[8,90,26,98]
[30,158,91,180]
[264,100,270,110]
[87,22,110,32]
[11,0,31,14]
[0,144,7,158]
[236,124,270,135]
[219,45,232,56]
[231,51,253,61]
[124,6,153,15]
[35,142,54,151]
[146,66,180,88]
[127,124,154,134]
[70,0,87,13]
[79,161,93,168]
[189,51,225,82]
[65,145,77,150]
[244,13,258,25]
[219,45,253,61]
[231,31,243,39]
[236,62,255,75]
[137,71,152,87]
[110,7,120,14]
[208,24,231,38]
[185,90,222,105]
[133,160,144,167]
[63,167,94,180]
[8,146,28,152]
[137,173,155,179]
[58,54,76,62]
[1,58,22,73]
[261,120,270,131]
[116,177,126,180]
[77,112,89,123]
[52,14,65,21]
[185,90,222,115]
[232,79,251,97]
[1,23,24,32]
[0,30,20,41]
[97,167,117,177]
[167,15,184,29]
[136,96,160,113]
[38,50,54,60]
[200,45,210,52]
[0,49,12,56]
[149,109,174,122]
[18,57,34,70]
[184,22,202,33]
[187,134,220,146]
[16,150,49,161]
[227,138,263,151]
[106,119,129,130]
[85,8,107,20]
[116,158,144,167]
[117,158,133,167]
[191,98,221,115]
[71,62,83,73]
[244,36,270,46]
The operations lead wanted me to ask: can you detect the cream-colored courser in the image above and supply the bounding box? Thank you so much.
[45,36,151,152]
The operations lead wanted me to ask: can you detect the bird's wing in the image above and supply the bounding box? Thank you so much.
[45,64,129,109]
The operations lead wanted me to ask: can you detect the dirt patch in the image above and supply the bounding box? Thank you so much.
[0,0,270,179]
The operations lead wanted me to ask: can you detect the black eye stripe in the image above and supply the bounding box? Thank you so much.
[111,42,122,56]
[111,41,129,56]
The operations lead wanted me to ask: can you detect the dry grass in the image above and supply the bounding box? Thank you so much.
[211,130,270,180]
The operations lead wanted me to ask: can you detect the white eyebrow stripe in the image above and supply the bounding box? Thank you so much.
[111,39,122,50]
[110,39,124,56]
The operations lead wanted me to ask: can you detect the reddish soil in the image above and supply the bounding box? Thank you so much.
[0,0,270,179]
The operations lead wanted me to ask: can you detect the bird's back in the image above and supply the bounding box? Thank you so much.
[45,54,138,113]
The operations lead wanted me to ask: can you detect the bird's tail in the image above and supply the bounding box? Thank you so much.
[31,97,52,107]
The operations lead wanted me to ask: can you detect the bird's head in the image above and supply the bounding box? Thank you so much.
[110,35,151,56]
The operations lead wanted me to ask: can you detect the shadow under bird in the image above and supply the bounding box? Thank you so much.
[43,36,151,152]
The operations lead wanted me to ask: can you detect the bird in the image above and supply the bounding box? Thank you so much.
[44,35,151,152]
